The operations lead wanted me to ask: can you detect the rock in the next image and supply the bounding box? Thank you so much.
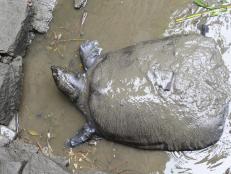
[0,148,11,161]
[0,56,13,64]
[0,140,70,173]
[22,153,69,174]
[0,0,32,56]
[0,126,16,141]
[0,140,111,174]
[0,161,24,174]
[0,57,22,126]
[32,0,57,33]
[0,135,10,147]
[8,115,19,132]
[8,140,39,162]
[74,0,88,9]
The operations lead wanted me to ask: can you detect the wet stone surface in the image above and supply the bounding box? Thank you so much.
[0,0,32,56]
[0,57,22,126]
[74,0,88,9]
[0,140,70,174]
[32,0,57,33]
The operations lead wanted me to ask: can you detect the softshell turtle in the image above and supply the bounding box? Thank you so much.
[51,34,230,151]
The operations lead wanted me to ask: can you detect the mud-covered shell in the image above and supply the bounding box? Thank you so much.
[87,35,230,151]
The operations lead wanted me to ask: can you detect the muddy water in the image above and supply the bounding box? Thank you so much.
[19,0,231,173]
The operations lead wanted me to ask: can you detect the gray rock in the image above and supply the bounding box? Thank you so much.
[32,0,57,33]
[0,140,71,173]
[74,0,88,9]
[0,135,10,147]
[0,57,22,126]
[22,153,69,174]
[8,115,19,132]
[7,140,39,162]
[0,56,13,64]
[0,148,11,161]
[0,161,24,174]
[0,126,16,141]
[0,0,32,56]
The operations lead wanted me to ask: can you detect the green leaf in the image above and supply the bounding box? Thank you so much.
[193,0,214,9]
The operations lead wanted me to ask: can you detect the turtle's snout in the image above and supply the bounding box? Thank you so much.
[51,65,66,86]
[51,65,60,80]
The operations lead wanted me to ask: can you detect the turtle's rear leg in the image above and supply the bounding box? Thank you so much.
[80,40,103,70]
[66,122,96,148]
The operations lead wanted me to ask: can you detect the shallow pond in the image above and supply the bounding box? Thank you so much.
[20,0,231,173]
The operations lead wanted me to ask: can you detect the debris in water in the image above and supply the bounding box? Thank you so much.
[28,129,40,136]
[80,10,88,36]
[88,140,97,146]
[67,148,96,171]
[36,141,43,152]
[47,131,51,140]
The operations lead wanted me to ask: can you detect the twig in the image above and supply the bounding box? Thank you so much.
[36,141,43,152]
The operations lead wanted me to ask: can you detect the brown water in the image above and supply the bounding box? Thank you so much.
[19,0,231,173]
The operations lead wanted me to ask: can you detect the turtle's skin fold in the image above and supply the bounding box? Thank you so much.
[51,35,230,151]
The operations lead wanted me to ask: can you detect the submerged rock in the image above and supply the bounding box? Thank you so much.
[74,0,88,9]
[32,0,57,33]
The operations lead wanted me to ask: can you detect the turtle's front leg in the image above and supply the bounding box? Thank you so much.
[66,122,96,148]
[79,40,103,70]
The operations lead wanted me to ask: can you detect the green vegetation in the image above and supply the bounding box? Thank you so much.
[176,1,231,23]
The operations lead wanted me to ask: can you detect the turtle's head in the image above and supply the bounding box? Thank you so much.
[51,66,86,102]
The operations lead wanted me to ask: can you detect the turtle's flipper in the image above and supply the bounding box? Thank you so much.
[80,40,102,70]
[66,122,96,148]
